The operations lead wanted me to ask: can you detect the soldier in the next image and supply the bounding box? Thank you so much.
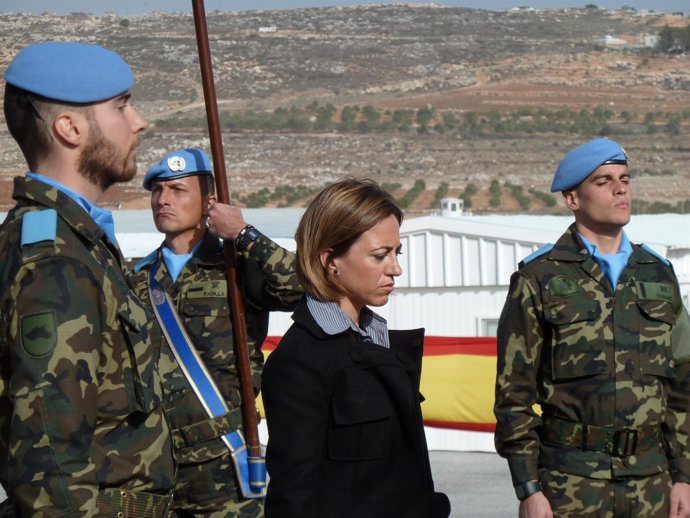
[0,42,175,516]
[494,138,690,518]
[131,148,302,518]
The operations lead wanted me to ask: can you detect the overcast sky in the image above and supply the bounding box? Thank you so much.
[0,0,687,16]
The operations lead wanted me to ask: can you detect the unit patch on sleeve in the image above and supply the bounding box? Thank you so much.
[21,310,58,357]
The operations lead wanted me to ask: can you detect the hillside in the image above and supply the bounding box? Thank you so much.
[1,5,689,213]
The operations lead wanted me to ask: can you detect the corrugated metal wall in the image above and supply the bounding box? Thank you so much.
[261,216,690,338]
[268,223,547,337]
[384,289,509,336]
[398,231,538,289]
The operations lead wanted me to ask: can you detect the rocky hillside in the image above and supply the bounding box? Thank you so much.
[1,5,688,213]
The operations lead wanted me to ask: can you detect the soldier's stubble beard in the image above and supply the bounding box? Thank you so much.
[78,118,138,191]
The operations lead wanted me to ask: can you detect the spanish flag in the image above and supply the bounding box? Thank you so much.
[419,337,496,432]
[260,336,497,432]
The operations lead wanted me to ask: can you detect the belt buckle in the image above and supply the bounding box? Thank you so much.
[611,429,638,457]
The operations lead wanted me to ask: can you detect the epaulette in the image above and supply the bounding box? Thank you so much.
[21,209,57,246]
[133,249,159,273]
[639,243,670,266]
[520,243,555,267]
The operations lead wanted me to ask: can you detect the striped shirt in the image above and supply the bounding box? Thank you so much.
[305,293,390,348]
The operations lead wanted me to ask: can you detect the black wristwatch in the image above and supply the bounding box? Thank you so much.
[235,224,261,252]
[515,480,542,501]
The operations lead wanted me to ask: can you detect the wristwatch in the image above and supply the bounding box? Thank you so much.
[515,480,542,501]
[235,224,261,252]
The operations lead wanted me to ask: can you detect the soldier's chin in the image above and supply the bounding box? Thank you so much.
[99,167,137,191]
[121,166,137,183]
[153,220,172,234]
[112,164,138,185]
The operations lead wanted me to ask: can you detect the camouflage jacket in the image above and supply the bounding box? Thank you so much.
[132,231,302,464]
[494,224,690,485]
[0,176,175,516]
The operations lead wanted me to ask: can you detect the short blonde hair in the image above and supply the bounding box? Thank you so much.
[296,178,403,301]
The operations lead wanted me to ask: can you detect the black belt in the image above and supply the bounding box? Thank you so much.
[540,417,661,457]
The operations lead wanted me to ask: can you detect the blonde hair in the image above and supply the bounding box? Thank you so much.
[296,178,403,301]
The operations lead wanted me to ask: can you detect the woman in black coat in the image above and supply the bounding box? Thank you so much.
[261,178,451,518]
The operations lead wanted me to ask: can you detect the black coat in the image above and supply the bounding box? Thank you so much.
[261,297,451,518]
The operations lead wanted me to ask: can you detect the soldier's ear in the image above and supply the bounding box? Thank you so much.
[53,110,87,146]
[562,189,579,211]
[202,195,217,216]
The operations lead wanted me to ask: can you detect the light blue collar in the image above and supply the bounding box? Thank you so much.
[27,172,118,246]
[305,293,390,348]
[578,231,633,289]
[161,241,202,283]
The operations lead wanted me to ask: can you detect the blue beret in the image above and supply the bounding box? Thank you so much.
[551,138,628,192]
[144,148,213,191]
[4,42,134,103]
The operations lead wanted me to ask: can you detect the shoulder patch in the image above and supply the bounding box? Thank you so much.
[640,243,670,266]
[521,243,555,266]
[21,209,57,246]
[21,310,57,357]
[133,249,159,273]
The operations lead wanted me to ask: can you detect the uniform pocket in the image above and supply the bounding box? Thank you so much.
[328,388,392,461]
[183,280,230,318]
[637,299,675,378]
[181,296,231,366]
[11,389,77,512]
[117,296,158,414]
[545,298,607,380]
[181,297,229,318]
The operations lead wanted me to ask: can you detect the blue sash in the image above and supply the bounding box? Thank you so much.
[148,264,267,498]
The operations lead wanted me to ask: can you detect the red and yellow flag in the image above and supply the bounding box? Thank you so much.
[260,336,497,432]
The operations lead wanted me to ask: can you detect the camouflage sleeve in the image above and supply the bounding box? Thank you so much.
[665,303,690,483]
[241,234,303,311]
[494,271,544,486]
[671,305,690,365]
[5,256,106,515]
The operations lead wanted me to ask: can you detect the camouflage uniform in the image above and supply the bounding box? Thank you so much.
[132,231,302,518]
[0,176,175,517]
[494,224,690,517]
